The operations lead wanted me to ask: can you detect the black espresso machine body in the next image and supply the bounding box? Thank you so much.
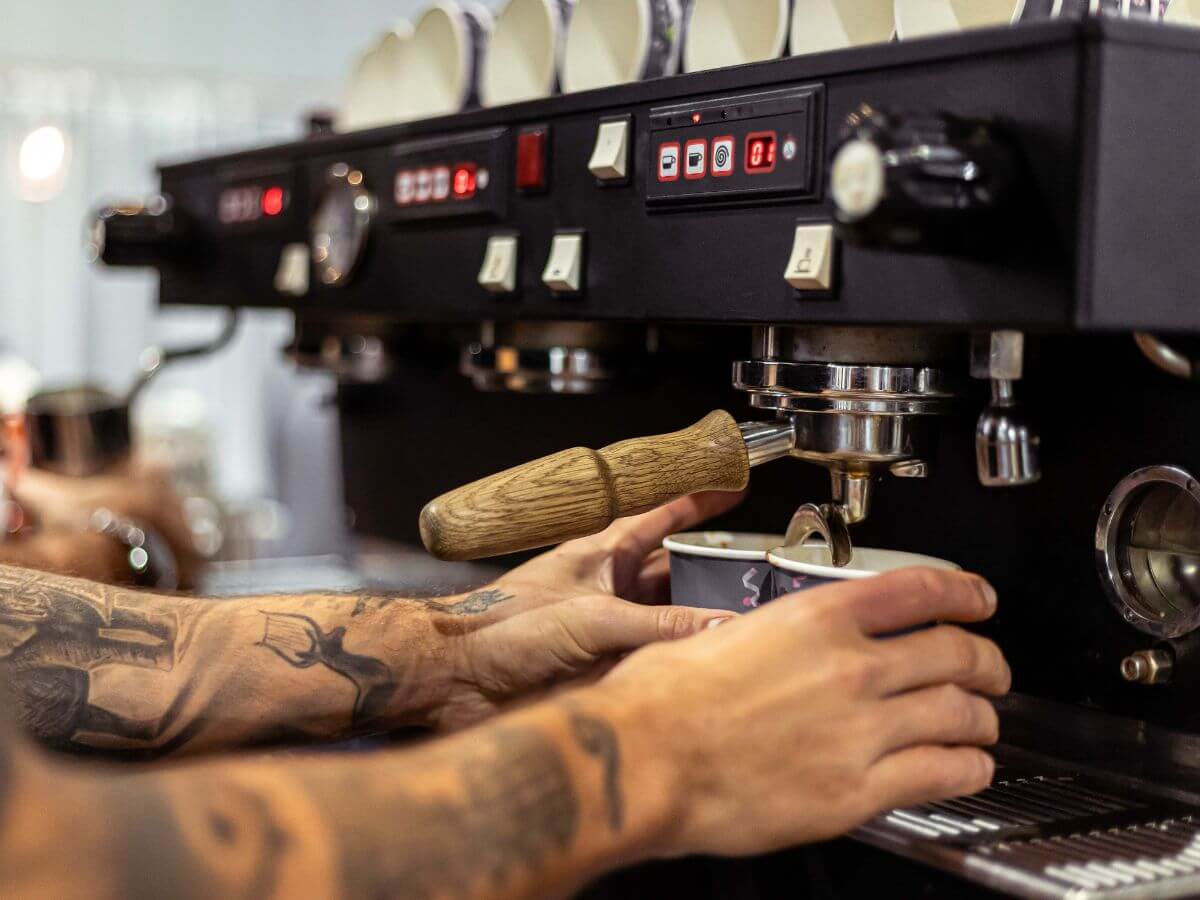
[101,16,1200,899]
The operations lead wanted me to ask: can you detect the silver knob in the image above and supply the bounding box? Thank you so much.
[1121,649,1173,685]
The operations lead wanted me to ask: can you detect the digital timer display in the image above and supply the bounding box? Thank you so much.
[218,184,288,225]
[745,132,777,174]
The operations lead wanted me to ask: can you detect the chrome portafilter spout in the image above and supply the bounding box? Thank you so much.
[735,326,961,566]
[971,331,1041,487]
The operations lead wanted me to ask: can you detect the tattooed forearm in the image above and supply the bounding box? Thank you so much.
[0,565,461,757]
[567,707,625,832]
[352,588,515,618]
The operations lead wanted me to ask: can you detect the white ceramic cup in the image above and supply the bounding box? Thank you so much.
[398,1,494,120]
[767,543,960,595]
[482,0,576,106]
[562,0,687,92]
[339,26,412,132]
[893,0,1150,40]
[1164,0,1197,23]
[790,0,895,55]
[664,532,784,613]
[683,0,792,72]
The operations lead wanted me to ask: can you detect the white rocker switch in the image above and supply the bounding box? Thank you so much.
[274,242,311,297]
[588,118,631,182]
[478,235,520,295]
[785,224,836,292]
[542,233,585,294]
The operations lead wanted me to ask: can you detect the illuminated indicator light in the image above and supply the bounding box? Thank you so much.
[691,113,702,124]
[453,164,477,199]
[261,186,285,216]
[745,131,778,174]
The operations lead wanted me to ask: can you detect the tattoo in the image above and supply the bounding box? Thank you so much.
[351,588,514,618]
[310,725,579,899]
[0,569,182,751]
[257,612,395,727]
[568,708,625,831]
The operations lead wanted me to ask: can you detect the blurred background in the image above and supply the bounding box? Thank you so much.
[0,0,505,560]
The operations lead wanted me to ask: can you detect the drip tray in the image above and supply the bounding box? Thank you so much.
[856,757,1200,899]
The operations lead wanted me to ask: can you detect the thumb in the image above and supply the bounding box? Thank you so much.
[559,595,734,658]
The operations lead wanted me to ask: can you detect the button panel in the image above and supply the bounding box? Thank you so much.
[381,127,508,223]
[647,86,821,206]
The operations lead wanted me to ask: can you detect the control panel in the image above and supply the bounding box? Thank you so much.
[646,86,822,207]
[216,168,295,232]
[376,127,510,224]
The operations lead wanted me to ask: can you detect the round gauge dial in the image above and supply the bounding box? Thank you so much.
[312,162,373,287]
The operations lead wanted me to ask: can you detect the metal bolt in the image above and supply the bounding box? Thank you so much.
[1120,649,1174,685]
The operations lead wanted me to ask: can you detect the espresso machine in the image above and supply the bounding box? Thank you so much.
[92,14,1200,898]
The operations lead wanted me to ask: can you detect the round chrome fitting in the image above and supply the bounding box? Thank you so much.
[1096,465,1200,639]
[461,344,617,394]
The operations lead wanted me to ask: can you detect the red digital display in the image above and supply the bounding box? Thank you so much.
[452,164,477,199]
[218,185,287,224]
[745,132,777,174]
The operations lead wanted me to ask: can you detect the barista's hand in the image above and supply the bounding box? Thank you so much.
[493,489,745,609]
[591,567,1011,857]
[432,490,743,729]
[14,464,200,587]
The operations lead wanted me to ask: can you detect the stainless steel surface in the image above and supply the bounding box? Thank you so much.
[972,331,1042,487]
[783,502,852,568]
[1121,649,1175,685]
[311,162,374,287]
[738,419,796,467]
[754,325,961,366]
[461,321,649,394]
[1135,332,1195,380]
[831,470,871,523]
[1096,465,1200,639]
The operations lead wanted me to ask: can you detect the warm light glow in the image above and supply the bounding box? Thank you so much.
[16,125,70,202]
[261,186,286,216]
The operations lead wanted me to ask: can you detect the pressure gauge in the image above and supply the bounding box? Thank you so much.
[311,162,373,287]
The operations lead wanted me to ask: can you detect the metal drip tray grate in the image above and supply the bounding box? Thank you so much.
[857,768,1200,899]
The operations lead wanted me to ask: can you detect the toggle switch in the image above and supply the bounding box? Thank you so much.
[588,117,631,183]
[478,235,520,295]
[274,242,310,296]
[516,126,549,192]
[542,232,585,294]
[784,224,835,292]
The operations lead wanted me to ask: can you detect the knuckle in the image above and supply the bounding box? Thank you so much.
[833,648,881,694]
[944,627,981,677]
[657,605,698,641]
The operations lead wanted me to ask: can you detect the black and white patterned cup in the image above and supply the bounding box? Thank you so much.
[482,0,577,106]
[562,0,688,92]
[339,26,413,132]
[398,1,494,120]
[683,0,792,72]
[665,532,783,614]
[767,544,960,595]
[895,0,1154,40]
[790,0,895,56]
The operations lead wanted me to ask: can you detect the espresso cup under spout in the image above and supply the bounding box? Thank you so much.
[789,0,895,56]
[398,1,494,120]
[767,544,960,595]
[562,0,689,92]
[481,0,576,106]
[683,0,792,72]
[895,0,1154,40]
[665,532,782,613]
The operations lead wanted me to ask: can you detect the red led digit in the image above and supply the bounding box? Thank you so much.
[452,164,477,199]
[261,186,285,216]
[745,131,777,174]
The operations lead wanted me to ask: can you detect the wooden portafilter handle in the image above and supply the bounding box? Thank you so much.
[420,411,754,561]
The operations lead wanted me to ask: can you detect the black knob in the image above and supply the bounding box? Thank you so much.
[87,194,194,267]
[830,106,1022,254]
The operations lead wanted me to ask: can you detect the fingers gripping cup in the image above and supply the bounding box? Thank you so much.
[399,1,494,121]
[482,0,576,106]
[683,0,791,72]
[665,533,783,614]
[562,0,688,92]
[767,544,960,597]
[789,0,895,56]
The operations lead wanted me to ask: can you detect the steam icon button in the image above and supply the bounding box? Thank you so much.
[712,137,735,177]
